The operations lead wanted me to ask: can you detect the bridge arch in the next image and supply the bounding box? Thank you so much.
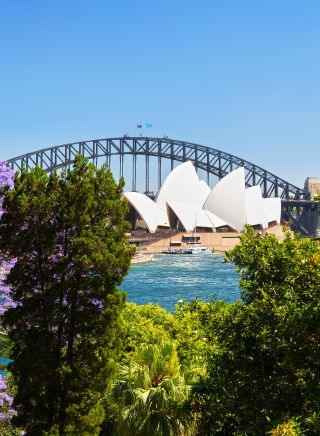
[7,136,308,200]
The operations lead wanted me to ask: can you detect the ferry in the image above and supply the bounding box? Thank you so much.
[190,246,212,254]
[162,246,212,255]
[162,248,192,255]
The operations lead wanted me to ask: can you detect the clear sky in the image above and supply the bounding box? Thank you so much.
[0,0,319,188]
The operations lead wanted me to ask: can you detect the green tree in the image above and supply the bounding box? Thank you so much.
[0,156,134,435]
[226,227,320,306]
[120,301,208,371]
[174,299,212,368]
[191,229,320,435]
[120,303,176,363]
[106,342,196,435]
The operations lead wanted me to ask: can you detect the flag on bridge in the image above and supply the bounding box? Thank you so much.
[137,124,143,128]
[145,122,152,128]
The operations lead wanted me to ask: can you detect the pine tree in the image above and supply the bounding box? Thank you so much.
[0,156,134,435]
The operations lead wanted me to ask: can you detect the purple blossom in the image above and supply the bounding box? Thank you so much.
[0,161,16,316]
[91,298,104,309]
[0,160,14,219]
[0,378,6,390]
[0,276,16,313]
[0,163,22,428]
[0,161,14,191]
[0,392,13,404]
[0,375,15,422]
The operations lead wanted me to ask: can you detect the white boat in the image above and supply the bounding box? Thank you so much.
[190,246,212,254]
[162,248,192,255]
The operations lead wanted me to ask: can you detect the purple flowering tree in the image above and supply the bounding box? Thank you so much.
[0,161,17,432]
[0,375,14,420]
[0,161,14,201]
[0,156,133,434]
[0,374,19,435]
[0,161,15,317]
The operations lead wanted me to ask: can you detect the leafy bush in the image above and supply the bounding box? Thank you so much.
[190,229,320,435]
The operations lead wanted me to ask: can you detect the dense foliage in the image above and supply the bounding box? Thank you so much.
[102,302,207,434]
[1,155,320,435]
[190,229,320,435]
[121,303,176,362]
[107,341,195,435]
[0,161,15,321]
[0,156,134,435]
[0,160,17,434]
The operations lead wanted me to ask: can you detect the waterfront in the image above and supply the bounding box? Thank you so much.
[121,252,240,312]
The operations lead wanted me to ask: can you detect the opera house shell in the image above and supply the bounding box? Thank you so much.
[124,161,281,234]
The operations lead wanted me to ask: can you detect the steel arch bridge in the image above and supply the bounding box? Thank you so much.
[7,136,309,201]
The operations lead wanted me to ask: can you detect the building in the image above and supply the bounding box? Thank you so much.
[124,161,281,234]
[304,177,320,199]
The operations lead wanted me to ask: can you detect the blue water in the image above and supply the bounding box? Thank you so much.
[0,356,10,376]
[0,254,240,369]
[121,253,241,312]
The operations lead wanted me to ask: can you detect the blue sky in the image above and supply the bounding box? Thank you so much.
[0,0,319,187]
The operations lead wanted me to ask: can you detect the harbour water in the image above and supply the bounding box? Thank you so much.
[0,253,240,371]
[121,252,241,312]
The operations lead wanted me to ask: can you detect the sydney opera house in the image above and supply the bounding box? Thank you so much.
[124,161,281,235]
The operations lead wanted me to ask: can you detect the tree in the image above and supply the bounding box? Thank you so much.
[190,229,320,435]
[0,374,20,436]
[226,226,320,306]
[0,160,17,432]
[173,299,212,368]
[313,193,320,201]
[120,303,176,364]
[106,342,196,435]
[0,156,134,435]
[0,160,16,320]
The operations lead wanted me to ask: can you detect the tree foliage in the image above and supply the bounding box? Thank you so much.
[3,166,320,436]
[120,301,208,371]
[106,342,196,435]
[174,299,213,368]
[227,227,320,306]
[0,374,20,436]
[0,160,16,323]
[121,303,176,363]
[0,156,134,435]
[190,229,320,435]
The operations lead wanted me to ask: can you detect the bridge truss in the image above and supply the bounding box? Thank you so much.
[7,136,309,201]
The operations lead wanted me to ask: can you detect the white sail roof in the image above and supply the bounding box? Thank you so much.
[245,186,268,229]
[204,210,227,228]
[198,180,211,207]
[167,200,214,232]
[263,197,281,224]
[156,161,204,210]
[204,167,246,232]
[124,162,281,234]
[124,192,169,233]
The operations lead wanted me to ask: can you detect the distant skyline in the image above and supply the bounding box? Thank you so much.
[0,0,319,188]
